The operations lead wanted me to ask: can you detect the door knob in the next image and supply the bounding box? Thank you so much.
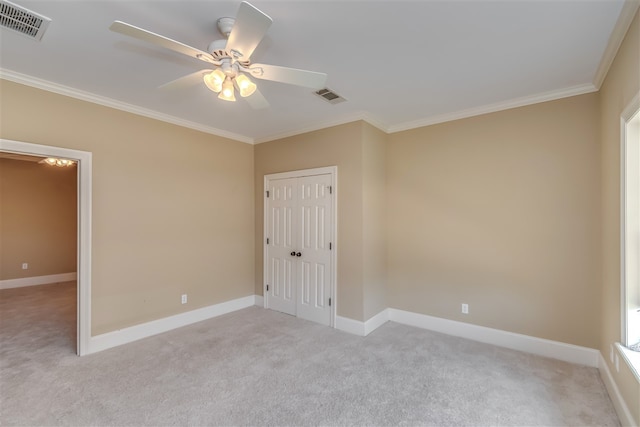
[296,252,302,257]
[290,251,296,256]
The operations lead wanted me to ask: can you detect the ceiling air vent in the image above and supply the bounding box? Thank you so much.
[0,0,51,41]
[314,88,346,105]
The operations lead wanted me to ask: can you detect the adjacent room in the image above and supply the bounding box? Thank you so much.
[0,0,639,425]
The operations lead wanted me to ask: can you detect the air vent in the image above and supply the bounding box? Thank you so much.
[0,0,51,41]
[314,88,346,105]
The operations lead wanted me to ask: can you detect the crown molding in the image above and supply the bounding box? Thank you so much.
[1,66,611,144]
[593,0,640,90]
[252,111,389,144]
[387,83,598,134]
[0,69,254,144]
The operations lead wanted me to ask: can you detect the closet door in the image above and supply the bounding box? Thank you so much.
[265,171,334,327]
[296,174,332,326]
[266,178,297,316]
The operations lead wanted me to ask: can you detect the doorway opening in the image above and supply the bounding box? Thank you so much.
[0,139,92,355]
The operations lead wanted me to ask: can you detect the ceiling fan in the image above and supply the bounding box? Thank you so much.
[109,1,327,109]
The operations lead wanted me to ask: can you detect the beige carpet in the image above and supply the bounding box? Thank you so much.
[0,282,620,426]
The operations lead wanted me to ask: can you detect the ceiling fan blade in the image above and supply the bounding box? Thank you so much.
[244,88,270,109]
[159,70,214,91]
[110,21,218,65]
[225,2,272,61]
[246,64,327,89]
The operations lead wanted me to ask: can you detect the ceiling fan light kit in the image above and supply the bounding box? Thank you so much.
[235,73,257,97]
[109,1,328,108]
[203,69,225,93]
[219,78,236,102]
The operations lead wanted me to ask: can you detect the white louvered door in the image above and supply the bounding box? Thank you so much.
[265,171,334,326]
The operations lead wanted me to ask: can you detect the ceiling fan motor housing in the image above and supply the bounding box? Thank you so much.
[207,38,250,67]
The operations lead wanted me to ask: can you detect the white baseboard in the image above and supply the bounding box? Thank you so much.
[599,353,637,427]
[89,295,256,354]
[336,309,389,337]
[0,272,77,290]
[335,315,366,336]
[388,308,599,367]
[255,295,264,307]
[365,308,389,335]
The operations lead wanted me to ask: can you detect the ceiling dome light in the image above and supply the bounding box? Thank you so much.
[41,157,75,167]
[218,78,236,102]
[234,74,257,98]
[203,69,225,93]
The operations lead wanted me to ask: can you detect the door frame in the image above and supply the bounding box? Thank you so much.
[0,139,92,356]
[263,166,337,327]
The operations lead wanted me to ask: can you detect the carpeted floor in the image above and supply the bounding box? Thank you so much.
[0,282,620,426]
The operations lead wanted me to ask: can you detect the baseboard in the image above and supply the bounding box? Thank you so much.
[335,315,365,336]
[364,308,389,335]
[388,308,599,367]
[0,272,77,290]
[89,295,256,354]
[336,309,389,337]
[255,295,264,307]
[599,353,637,427]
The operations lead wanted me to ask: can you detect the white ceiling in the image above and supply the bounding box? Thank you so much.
[0,0,634,144]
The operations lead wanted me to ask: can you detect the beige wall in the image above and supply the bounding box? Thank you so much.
[599,9,640,425]
[387,93,602,349]
[0,158,77,280]
[254,121,390,322]
[254,122,365,321]
[1,12,638,418]
[0,80,255,335]
[362,122,388,320]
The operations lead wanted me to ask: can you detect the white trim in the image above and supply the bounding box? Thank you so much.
[0,69,252,145]
[252,81,600,143]
[0,139,92,356]
[264,166,338,181]
[335,315,366,336]
[599,353,637,427]
[0,272,77,290]
[253,112,388,144]
[620,92,640,344]
[387,83,597,134]
[593,0,640,90]
[388,308,599,367]
[616,342,640,383]
[335,309,389,337]
[263,166,338,328]
[364,308,390,336]
[4,68,606,147]
[88,295,255,354]
[255,295,264,307]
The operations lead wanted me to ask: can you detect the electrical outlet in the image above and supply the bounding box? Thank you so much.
[181,294,187,304]
[461,303,469,314]
[21,263,28,270]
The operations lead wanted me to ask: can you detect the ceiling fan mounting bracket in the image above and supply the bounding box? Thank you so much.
[216,17,235,37]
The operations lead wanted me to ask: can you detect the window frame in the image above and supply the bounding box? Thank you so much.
[621,93,640,351]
